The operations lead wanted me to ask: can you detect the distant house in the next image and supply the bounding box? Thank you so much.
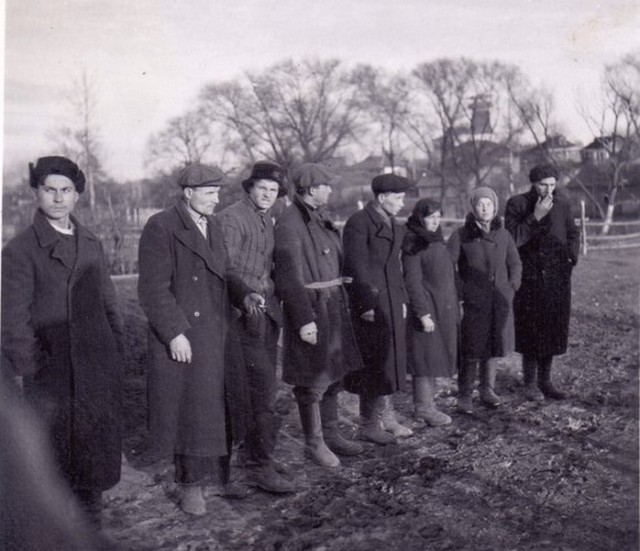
[520,135,582,175]
[580,136,627,165]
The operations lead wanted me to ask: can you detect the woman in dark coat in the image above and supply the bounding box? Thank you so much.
[1,156,123,524]
[447,186,522,413]
[343,174,414,444]
[505,163,580,401]
[402,199,459,426]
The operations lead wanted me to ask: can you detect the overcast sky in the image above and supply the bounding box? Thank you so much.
[3,0,640,181]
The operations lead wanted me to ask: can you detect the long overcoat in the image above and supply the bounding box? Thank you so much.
[273,196,362,387]
[1,210,123,491]
[342,201,408,395]
[401,219,459,378]
[138,201,250,459]
[447,214,522,360]
[504,188,580,357]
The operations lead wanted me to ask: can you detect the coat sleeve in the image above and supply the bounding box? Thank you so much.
[99,241,125,361]
[506,232,523,291]
[217,210,244,275]
[137,216,191,345]
[273,219,316,330]
[446,230,464,299]
[1,242,41,376]
[504,196,545,248]
[402,252,435,319]
[565,203,580,266]
[342,216,378,315]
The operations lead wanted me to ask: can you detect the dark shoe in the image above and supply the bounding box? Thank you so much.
[324,430,364,456]
[523,384,545,402]
[480,388,501,408]
[221,481,248,499]
[540,383,566,400]
[456,395,473,414]
[246,466,296,494]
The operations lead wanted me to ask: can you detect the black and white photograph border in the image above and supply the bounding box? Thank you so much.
[2,1,639,550]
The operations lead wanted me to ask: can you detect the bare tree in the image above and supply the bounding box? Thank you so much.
[577,51,640,232]
[199,59,363,171]
[351,65,412,170]
[50,72,106,213]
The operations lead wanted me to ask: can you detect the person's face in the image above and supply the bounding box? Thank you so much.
[534,177,557,198]
[310,183,332,207]
[248,179,280,211]
[379,192,406,217]
[423,210,442,232]
[35,174,79,226]
[184,185,220,216]
[473,198,495,223]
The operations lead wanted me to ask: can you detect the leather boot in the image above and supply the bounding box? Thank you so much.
[538,356,566,400]
[320,392,363,456]
[297,400,340,468]
[522,356,545,402]
[479,359,501,408]
[245,463,296,494]
[179,484,206,516]
[359,394,397,445]
[413,376,452,426]
[380,395,414,437]
[456,360,477,414]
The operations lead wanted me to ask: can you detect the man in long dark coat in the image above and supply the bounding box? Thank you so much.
[273,163,363,468]
[505,163,580,401]
[217,161,294,494]
[343,173,414,444]
[1,156,123,527]
[138,164,261,515]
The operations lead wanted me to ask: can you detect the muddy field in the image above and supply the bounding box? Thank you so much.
[103,248,639,551]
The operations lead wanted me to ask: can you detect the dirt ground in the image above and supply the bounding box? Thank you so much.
[104,248,639,551]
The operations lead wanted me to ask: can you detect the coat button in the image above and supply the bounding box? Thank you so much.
[194,311,200,317]
[193,276,198,281]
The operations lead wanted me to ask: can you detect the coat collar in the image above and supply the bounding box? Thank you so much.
[461,212,502,242]
[364,200,395,242]
[173,201,226,279]
[292,195,339,233]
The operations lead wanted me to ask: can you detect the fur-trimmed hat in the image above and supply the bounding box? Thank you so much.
[529,163,559,183]
[241,161,287,197]
[29,156,86,193]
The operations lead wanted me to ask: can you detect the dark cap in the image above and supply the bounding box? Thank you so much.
[291,163,338,191]
[241,161,287,197]
[178,163,225,188]
[29,156,86,193]
[529,163,558,183]
[371,173,413,195]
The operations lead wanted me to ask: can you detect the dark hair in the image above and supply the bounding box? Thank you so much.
[412,198,441,218]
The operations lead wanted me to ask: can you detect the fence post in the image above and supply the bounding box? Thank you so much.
[580,200,588,256]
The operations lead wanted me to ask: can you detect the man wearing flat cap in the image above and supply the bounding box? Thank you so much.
[505,163,580,402]
[342,173,414,444]
[1,155,124,527]
[138,163,263,515]
[217,161,294,494]
[273,163,364,468]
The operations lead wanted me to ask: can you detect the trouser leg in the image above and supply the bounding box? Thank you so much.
[538,355,566,400]
[522,355,545,402]
[456,359,477,413]
[479,358,501,408]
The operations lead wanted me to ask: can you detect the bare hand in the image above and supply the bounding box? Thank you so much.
[299,321,318,345]
[360,309,375,323]
[402,304,407,319]
[420,314,435,333]
[170,334,192,364]
[533,195,553,221]
[243,293,266,316]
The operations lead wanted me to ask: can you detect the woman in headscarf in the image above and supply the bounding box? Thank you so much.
[402,199,459,426]
[447,187,522,414]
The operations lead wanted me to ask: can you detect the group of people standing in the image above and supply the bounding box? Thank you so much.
[1,154,579,529]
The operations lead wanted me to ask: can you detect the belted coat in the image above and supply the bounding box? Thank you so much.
[1,210,123,491]
[342,201,408,395]
[138,201,251,458]
[447,215,522,360]
[273,196,362,387]
[504,188,580,357]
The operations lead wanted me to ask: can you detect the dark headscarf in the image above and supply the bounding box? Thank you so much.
[402,198,444,256]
